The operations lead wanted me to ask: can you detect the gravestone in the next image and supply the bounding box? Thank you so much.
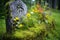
[6,0,27,33]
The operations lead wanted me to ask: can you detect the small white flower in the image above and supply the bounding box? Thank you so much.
[45,20,48,23]
[38,20,41,24]
[30,12,34,14]
[17,22,20,24]
[16,25,18,27]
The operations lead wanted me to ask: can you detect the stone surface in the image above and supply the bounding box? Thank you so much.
[10,0,27,19]
[6,0,27,33]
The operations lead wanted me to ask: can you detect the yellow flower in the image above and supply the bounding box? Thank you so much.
[32,8,38,13]
[26,13,31,17]
[15,17,19,21]
[15,17,19,20]
[34,10,38,12]
[13,18,16,21]
[32,9,35,12]
[35,8,37,10]
[13,17,19,22]
[46,15,49,18]
[19,24,23,28]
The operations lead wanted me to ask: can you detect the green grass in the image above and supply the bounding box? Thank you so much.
[52,10,60,32]
[52,10,60,40]
[0,19,6,40]
[0,19,6,34]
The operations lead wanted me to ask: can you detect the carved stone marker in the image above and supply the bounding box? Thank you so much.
[10,0,27,19]
[6,0,27,33]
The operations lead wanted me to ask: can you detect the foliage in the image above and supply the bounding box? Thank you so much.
[0,0,60,40]
[2,4,56,40]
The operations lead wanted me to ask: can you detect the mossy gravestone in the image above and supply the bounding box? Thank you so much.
[5,0,27,33]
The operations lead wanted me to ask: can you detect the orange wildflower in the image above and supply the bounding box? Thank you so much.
[39,8,44,13]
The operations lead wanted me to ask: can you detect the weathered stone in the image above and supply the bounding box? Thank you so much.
[6,0,27,33]
[10,0,27,19]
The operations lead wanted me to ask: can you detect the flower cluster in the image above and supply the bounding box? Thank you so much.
[12,4,53,31]
[26,13,31,18]
[13,17,19,22]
